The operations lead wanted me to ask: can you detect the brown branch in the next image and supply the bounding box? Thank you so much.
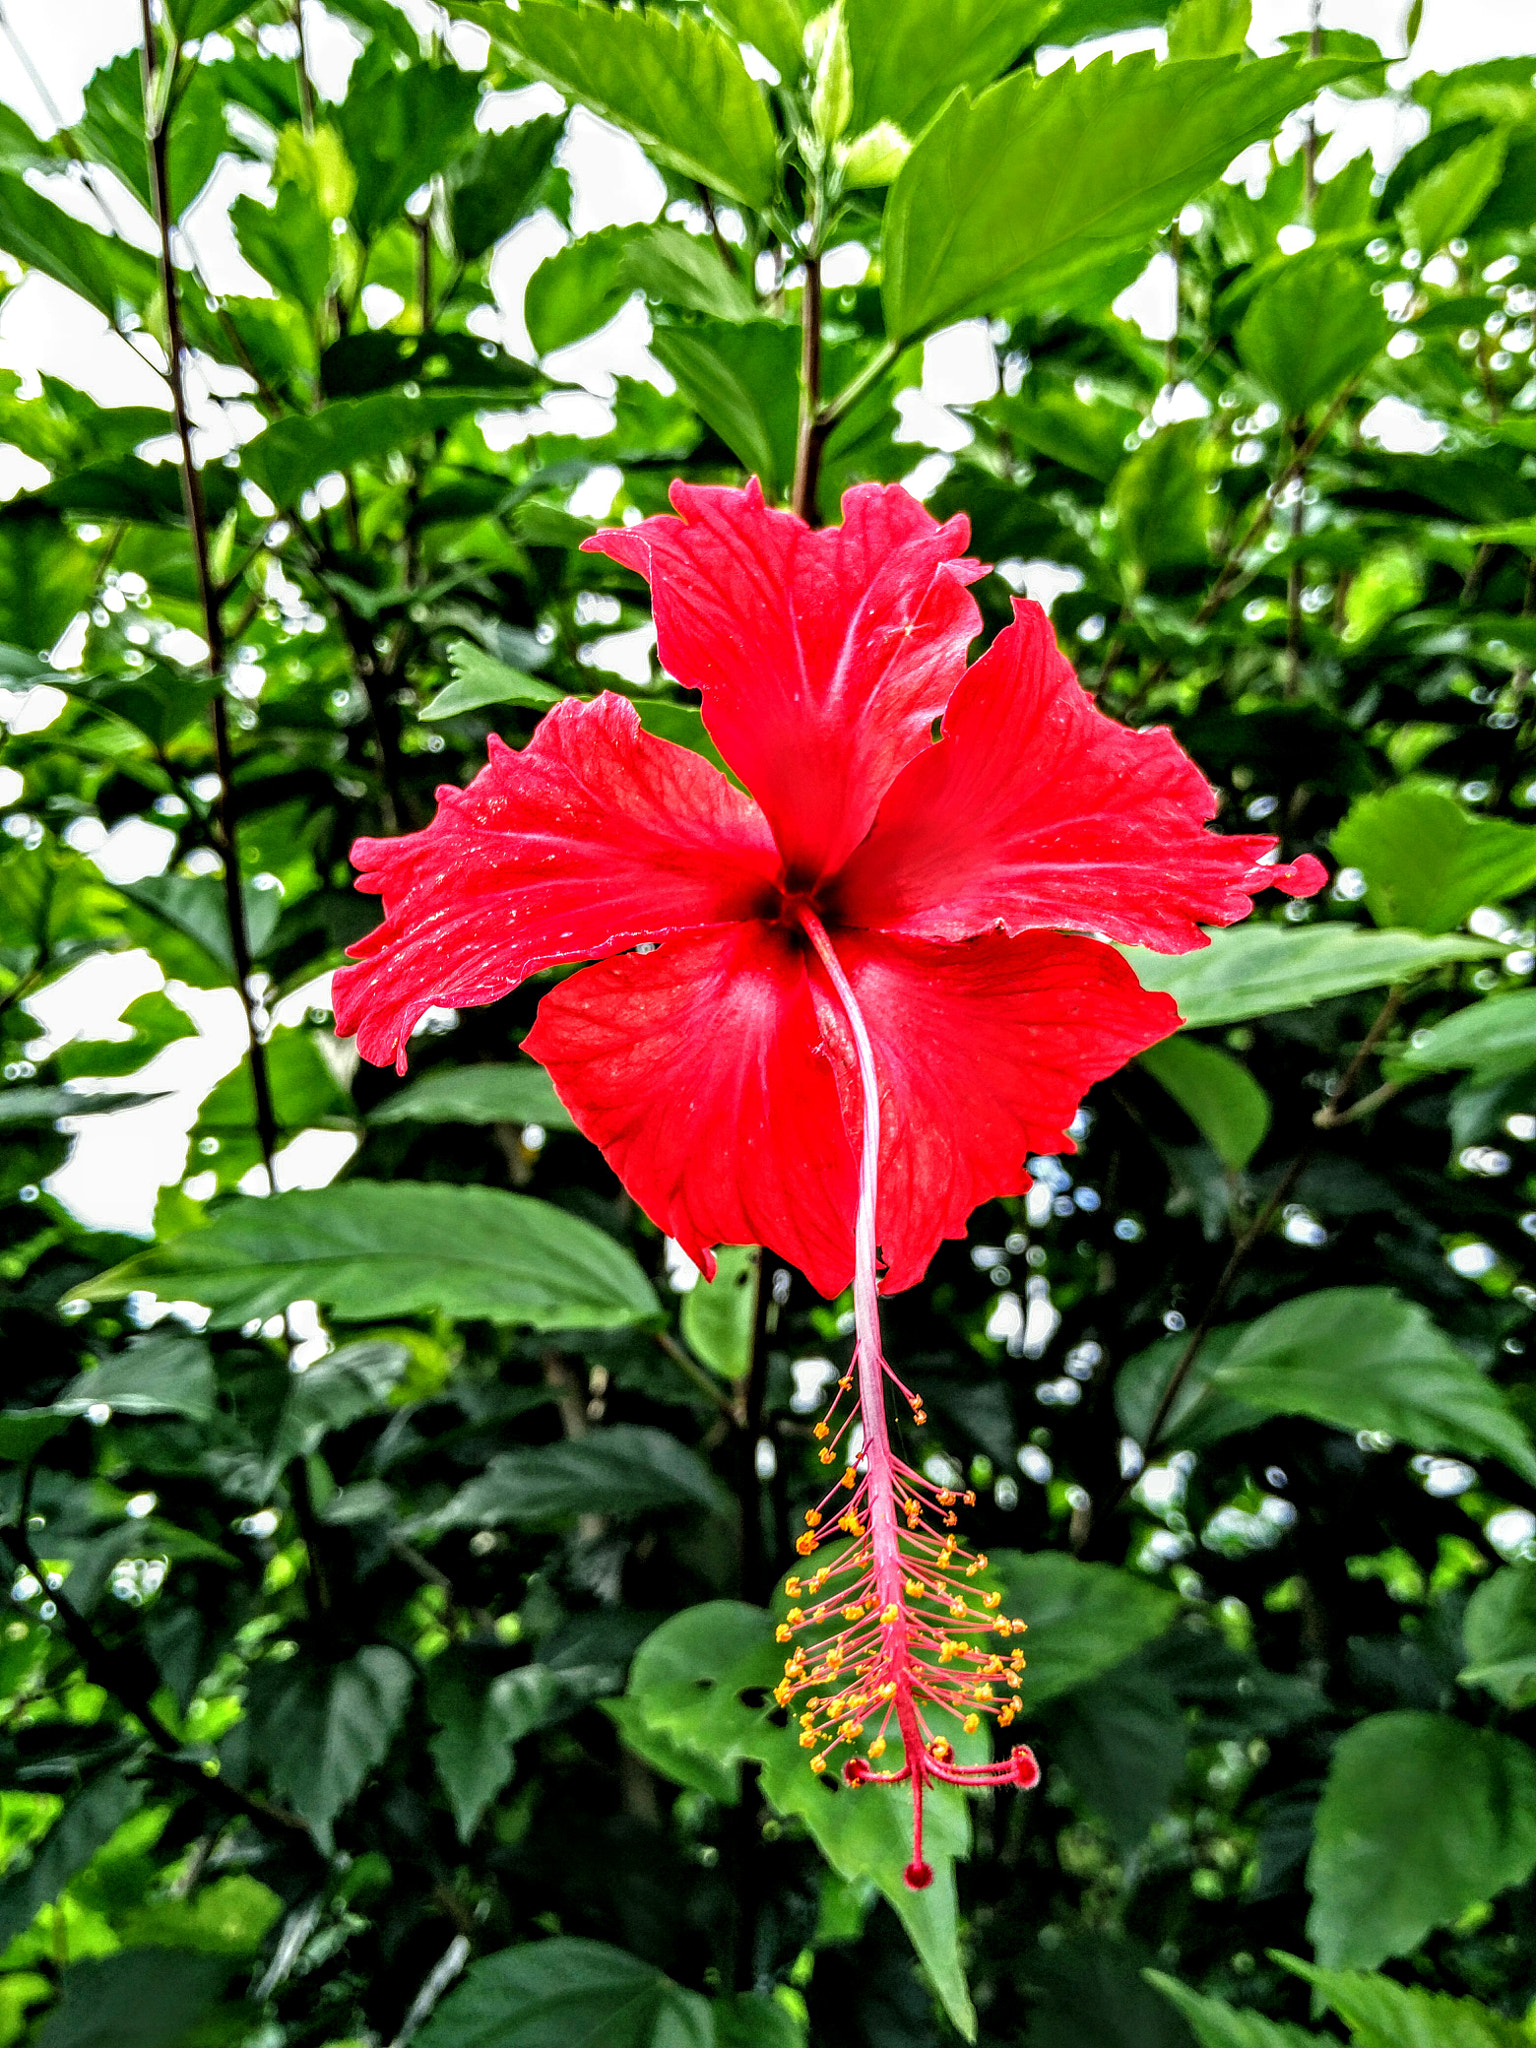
[791,251,824,523]
[139,1,278,1182]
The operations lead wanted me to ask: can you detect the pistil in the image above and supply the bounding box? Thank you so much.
[780,905,1040,1888]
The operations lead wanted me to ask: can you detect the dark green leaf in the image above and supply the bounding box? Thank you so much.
[1047,1666,1187,1849]
[1400,990,1536,1086]
[432,1424,727,1528]
[503,2,779,210]
[0,508,98,653]
[53,1335,216,1421]
[413,1937,712,2048]
[427,1657,608,1842]
[448,113,566,261]
[1307,1713,1536,1967]
[241,390,502,506]
[1280,1953,1532,2048]
[621,225,759,323]
[263,1339,411,1486]
[243,1644,415,1852]
[335,62,479,240]
[991,1552,1179,1706]
[76,1182,661,1331]
[117,874,284,980]
[0,171,157,318]
[1145,1974,1314,2048]
[369,1061,575,1129]
[231,182,335,313]
[35,1950,229,2048]
[0,1085,166,1126]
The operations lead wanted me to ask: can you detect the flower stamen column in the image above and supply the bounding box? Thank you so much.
[782,906,1041,1889]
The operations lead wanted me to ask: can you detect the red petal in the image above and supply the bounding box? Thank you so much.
[831,600,1327,954]
[333,693,778,1072]
[582,480,985,890]
[812,927,1180,1294]
[523,923,858,1299]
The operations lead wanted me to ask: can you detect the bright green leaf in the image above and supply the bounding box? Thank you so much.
[1332,782,1536,935]
[1122,922,1499,1029]
[502,2,779,210]
[1145,1973,1314,2048]
[844,0,1056,140]
[1236,248,1390,417]
[335,62,479,240]
[1140,1036,1271,1170]
[649,320,800,498]
[882,52,1357,343]
[1280,1955,1530,2048]
[1459,1567,1536,1708]
[1400,990,1536,1085]
[1397,126,1508,256]
[0,1771,143,1956]
[526,228,634,356]
[420,641,566,720]
[1167,0,1252,60]
[680,1244,759,1379]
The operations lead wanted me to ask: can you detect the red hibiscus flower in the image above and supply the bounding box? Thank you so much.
[332,478,1324,1886]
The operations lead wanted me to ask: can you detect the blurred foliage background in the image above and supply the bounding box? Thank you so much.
[3,0,1536,2043]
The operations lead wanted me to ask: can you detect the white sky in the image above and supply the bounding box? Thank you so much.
[1,0,1534,1232]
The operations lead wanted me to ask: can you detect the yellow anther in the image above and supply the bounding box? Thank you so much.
[819,1448,835,1465]
[804,1510,822,1528]
[840,1466,857,1489]
[963,1713,980,1734]
[963,1491,977,1507]
[880,1603,898,1624]
[799,1731,817,1748]
[930,1738,953,1762]
[776,1624,792,1643]
[813,1422,830,1440]
[774,1683,791,1707]
[905,1578,923,1598]
[913,1409,926,1425]
[868,1737,886,1759]
[949,1601,967,1619]
[810,1755,827,1773]
[796,1533,817,1556]
[982,1590,1002,1610]
[842,1603,863,1622]
[786,1607,804,1626]
[999,1705,1015,1727]
[784,1576,802,1597]
[937,1490,956,1507]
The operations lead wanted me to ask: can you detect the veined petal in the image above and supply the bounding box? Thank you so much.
[334,693,778,1073]
[582,479,985,890]
[812,926,1180,1294]
[831,599,1327,954]
[523,923,858,1299]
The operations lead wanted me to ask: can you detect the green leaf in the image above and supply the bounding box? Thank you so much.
[1203,1288,1536,1482]
[650,320,800,498]
[631,697,733,777]
[1280,1954,1533,2048]
[1400,990,1536,1086]
[421,641,567,721]
[0,1770,143,1955]
[1140,1037,1271,1170]
[0,508,97,653]
[503,2,779,210]
[54,990,196,1083]
[990,1552,1179,1706]
[369,1061,576,1129]
[262,1339,411,1487]
[1397,126,1508,256]
[448,114,566,262]
[1122,923,1499,1029]
[53,1335,216,1422]
[621,224,759,323]
[843,0,1055,142]
[1047,1666,1187,1849]
[1332,782,1536,935]
[335,62,479,240]
[427,1658,608,1842]
[431,1424,727,1529]
[0,1085,166,1126]
[621,1601,979,2040]
[76,1182,661,1331]
[527,228,633,355]
[1108,420,1214,573]
[1459,1567,1536,1708]
[1145,1973,1315,2048]
[1340,545,1424,647]
[0,171,157,319]
[35,1949,230,2048]
[413,1937,712,2048]
[165,0,252,32]
[241,390,502,507]
[680,1245,759,1379]
[1166,0,1252,60]
[231,181,335,314]
[242,1644,415,1853]
[882,52,1355,344]
[1115,1326,1264,1452]
[1236,248,1390,417]
[713,1992,807,2048]
[705,0,811,80]
[117,874,284,980]
[1307,1713,1536,1967]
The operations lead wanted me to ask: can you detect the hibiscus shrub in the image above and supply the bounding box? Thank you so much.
[2,5,1536,2047]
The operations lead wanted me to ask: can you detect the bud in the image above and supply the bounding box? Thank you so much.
[809,4,853,149]
[838,120,911,189]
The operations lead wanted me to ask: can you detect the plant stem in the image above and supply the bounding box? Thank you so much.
[139,0,278,1183]
[735,1251,773,1604]
[292,0,316,133]
[791,248,824,523]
